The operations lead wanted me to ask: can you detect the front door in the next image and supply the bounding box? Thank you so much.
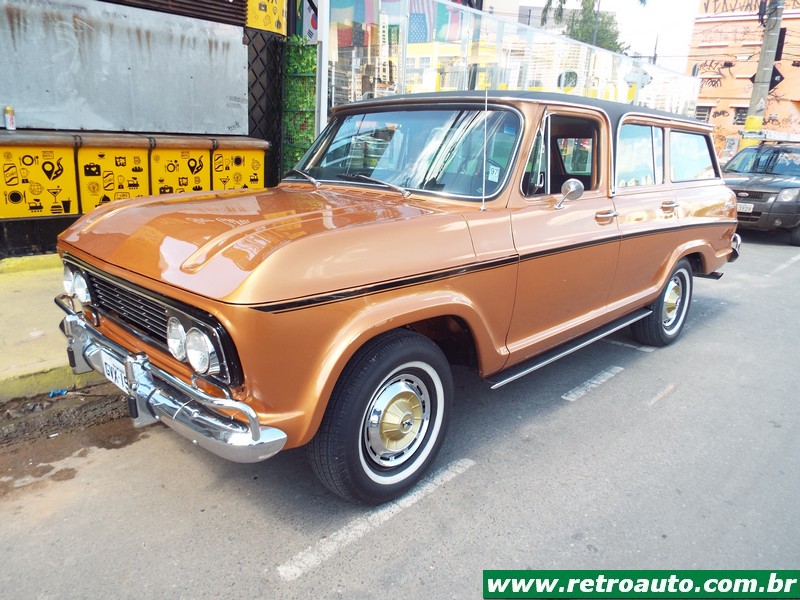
[506,108,620,365]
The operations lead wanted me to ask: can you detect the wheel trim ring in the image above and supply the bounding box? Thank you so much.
[356,360,445,486]
[363,375,430,469]
[661,274,684,329]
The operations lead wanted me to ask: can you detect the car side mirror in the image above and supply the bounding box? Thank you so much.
[555,178,584,210]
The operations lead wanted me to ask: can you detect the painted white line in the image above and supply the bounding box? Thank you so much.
[768,252,800,277]
[602,339,655,353]
[276,458,476,582]
[561,366,624,402]
[648,383,678,407]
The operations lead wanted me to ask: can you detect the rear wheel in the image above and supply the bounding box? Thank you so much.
[308,330,452,504]
[631,259,693,347]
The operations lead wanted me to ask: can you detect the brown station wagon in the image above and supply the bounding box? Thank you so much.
[56,91,741,504]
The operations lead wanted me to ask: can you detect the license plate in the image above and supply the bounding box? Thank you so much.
[737,202,754,213]
[101,351,129,393]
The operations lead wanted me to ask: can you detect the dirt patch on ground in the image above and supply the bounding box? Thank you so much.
[1,383,127,446]
[0,383,147,497]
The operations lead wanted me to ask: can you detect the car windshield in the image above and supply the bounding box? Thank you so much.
[289,107,521,200]
[723,145,800,176]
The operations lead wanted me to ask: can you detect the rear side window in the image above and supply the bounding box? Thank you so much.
[616,124,663,188]
[670,131,716,181]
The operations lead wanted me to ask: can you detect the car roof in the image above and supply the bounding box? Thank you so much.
[335,90,705,132]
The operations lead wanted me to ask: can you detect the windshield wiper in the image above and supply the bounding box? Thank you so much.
[285,168,321,188]
[337,173,410,197]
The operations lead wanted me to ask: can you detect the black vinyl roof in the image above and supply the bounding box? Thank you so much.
[339,90,705,134]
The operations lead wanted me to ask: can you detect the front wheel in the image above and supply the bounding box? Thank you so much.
[308,330,453,504]
[631,259,693,347]
[789,224,800,246]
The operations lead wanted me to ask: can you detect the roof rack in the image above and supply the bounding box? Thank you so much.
[739,129,800,143]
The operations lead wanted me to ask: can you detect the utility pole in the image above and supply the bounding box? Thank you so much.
[744,0,784,142]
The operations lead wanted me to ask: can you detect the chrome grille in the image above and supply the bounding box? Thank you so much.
[732,190,768,200]
[86,272,169,345]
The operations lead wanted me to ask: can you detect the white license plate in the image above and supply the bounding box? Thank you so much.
[737,202,754,213]
[101,351,129,393]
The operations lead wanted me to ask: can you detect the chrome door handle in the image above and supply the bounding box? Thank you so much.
[595,209,618,220]
[661,201,680,209]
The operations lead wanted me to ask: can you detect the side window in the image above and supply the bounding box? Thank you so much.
[522,129,545,196]
[616,124,663,188]
[556,137,593,177]
[670,131,716,181]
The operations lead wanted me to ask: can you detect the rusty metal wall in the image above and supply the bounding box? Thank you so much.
[1,0,248,135]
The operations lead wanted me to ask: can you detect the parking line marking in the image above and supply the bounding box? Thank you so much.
[768,252,800,277]
[603,339,655,353]
[276,458,476,582]
[561,366,624,402]
[648,383,678,407]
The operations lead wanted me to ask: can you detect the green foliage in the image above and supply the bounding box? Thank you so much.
[285,35,317,75]
[564,0,628,54]
[283,36,317,169]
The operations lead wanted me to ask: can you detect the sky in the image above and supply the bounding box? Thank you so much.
[602,0,700,72]
[489,0,701,73]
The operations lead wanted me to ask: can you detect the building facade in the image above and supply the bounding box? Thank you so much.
[689,0,800,160]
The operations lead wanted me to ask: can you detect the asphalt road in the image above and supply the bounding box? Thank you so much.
[1,229,798,599]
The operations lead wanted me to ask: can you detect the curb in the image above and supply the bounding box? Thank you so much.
[0,366,105,405]
[0,253,61,274]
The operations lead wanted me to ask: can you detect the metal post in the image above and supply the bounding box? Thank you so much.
[744,0,784,142]
[315,0,330,137]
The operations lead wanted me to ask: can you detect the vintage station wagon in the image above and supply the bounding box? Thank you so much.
[56,91,740,503]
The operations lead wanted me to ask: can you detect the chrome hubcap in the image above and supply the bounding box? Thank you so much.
[364,375,429,468]
[662,275,683,328]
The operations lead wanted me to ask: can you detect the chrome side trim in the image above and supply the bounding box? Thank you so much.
[55,294,286,463]
[487,309,653,389]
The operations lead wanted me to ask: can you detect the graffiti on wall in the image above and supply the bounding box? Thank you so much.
[702,0,800,14]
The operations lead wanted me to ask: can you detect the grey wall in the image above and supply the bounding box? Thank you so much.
[2,0,249,134]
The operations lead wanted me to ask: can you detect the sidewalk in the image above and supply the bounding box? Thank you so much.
[0,255,102,405]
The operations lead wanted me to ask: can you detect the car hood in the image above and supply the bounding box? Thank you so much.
[59,185,477,304]
[723,173,800,190]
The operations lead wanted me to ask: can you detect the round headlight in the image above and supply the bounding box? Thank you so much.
[166,317,187,361]
[777,188,800,202]
[185,328,219,374]
[73,272,91,304]
[63,266,75,295]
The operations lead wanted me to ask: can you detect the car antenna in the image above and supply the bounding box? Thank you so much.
[481,87,488,212]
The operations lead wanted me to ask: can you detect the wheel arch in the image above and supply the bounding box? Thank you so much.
[293,293,507,448]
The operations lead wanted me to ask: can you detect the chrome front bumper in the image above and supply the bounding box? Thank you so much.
[55,295,286,463]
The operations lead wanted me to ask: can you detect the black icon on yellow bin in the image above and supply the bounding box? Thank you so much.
[5,190,25,204]
[165,160,179,173]
[84,163,101,176]
[188,157,203,175]
[103,171,114,190]
[159,185,174,194]
[115,156,126,167]
[42,158,64,181]
[99,194,111,204]
[3,163,18,185]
